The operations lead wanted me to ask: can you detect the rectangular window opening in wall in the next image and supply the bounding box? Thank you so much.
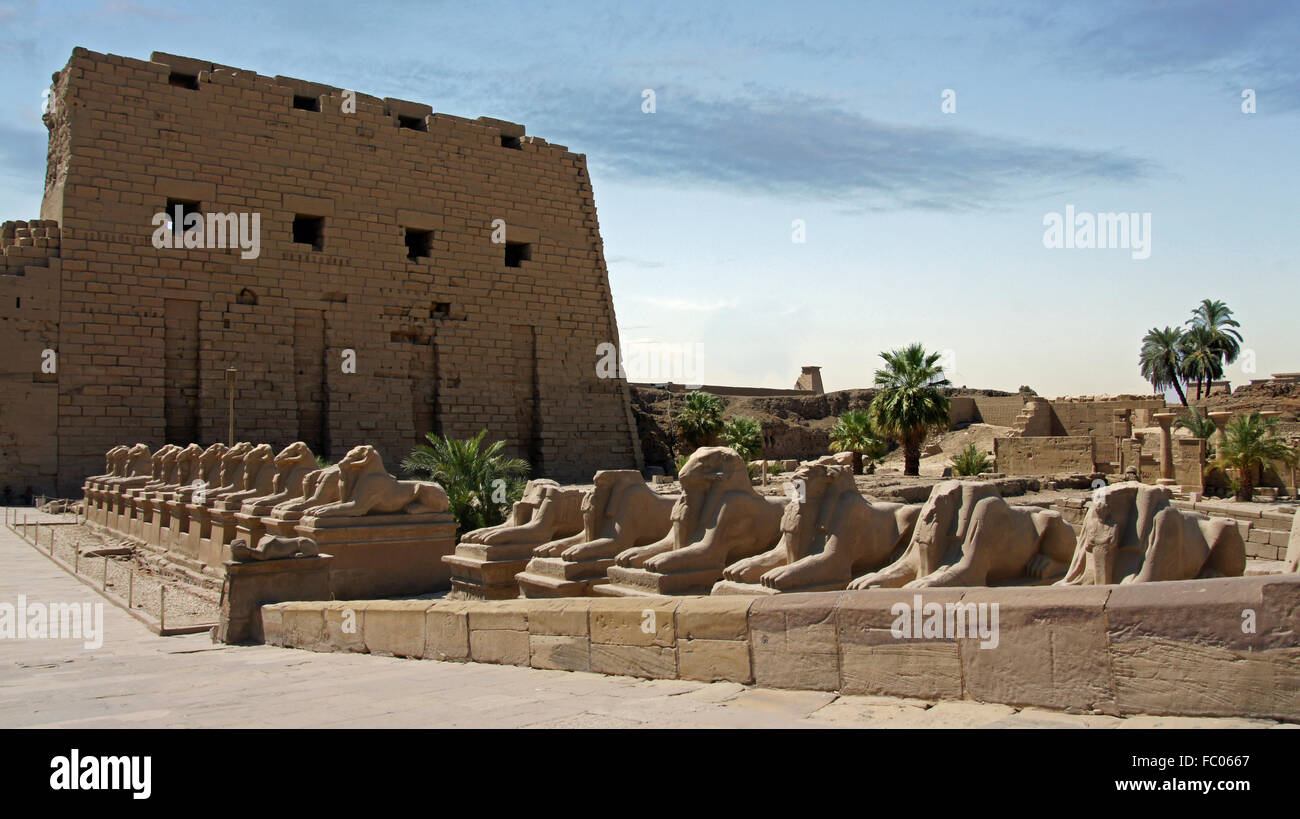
[500,135,522,150]
[398,115,428,132]
[293,215,324,250]
[432,301,450,317]
[293,95,321,112]
[168,72,199,90]
[165,198,202,241]
[504,241,531,267]
[405,228,432,261]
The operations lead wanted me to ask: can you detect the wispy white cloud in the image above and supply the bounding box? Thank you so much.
[638,296,739,313]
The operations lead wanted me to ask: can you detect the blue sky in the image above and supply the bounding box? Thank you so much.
[2,0,1296,395]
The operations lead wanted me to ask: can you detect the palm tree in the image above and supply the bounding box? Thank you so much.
[951,443,991,476]
[1179,325,1223,401]
[1138,326,1188,406]
[675,391,724,450]
[828,409,888,475]
[1174,406,1218,459]
[401,429,530,535]
[1213,412,1297,502]
[720,416,763,463]
[1188,299,1243,379]
[868,343,952,476]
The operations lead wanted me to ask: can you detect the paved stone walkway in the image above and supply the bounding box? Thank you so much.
[0,515,1290,729]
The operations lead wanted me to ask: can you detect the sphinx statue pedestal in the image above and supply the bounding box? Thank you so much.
[199,501,244,570]
[443,543,535,600]
[596,565,723,597]
[260,509,304,543]
[295,512,457,599]
[516,555,614,598]
[181,502,213,562]
[218,553,334,644]
[82,483,106,525]
[163,496,193,555]
[139,495,172,549]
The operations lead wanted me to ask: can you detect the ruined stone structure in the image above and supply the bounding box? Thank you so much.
[2,47,642,497]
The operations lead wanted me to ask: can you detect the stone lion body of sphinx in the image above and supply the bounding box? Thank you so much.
[533,470,675,561]
[616,446,784,574]
[239,441,318,511]
[457,479,585,547]
[722,462,920,591]
[851,479,1077,589]
[1057,481,1245,585]
[304,445,449,517]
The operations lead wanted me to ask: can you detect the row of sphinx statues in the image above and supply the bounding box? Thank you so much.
[83,441,448,561]
[454,445,1254,598]
[82,441,1276,589]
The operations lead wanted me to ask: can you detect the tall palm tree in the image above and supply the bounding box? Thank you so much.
[1188,298,1243,378]
[401,429,530,536]
[675,391,724,449]
[1214,412,1297,502]
[828,409,888,475]
[867,343,951,476]
[1179,325,1223,401]
[1138,326,1188,406]
[720,416,763,463]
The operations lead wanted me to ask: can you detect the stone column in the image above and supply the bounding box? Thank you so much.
[1153,412,1177,486]
[1208,411,1232,448]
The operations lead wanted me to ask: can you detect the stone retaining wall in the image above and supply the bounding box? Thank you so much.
[262,574,1300,721]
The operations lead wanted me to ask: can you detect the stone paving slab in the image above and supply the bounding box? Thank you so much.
[0,516,1288,729]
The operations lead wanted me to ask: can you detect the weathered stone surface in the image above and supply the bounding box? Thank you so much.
[588,598,678,647]
[1111,639,1300,720]
[322,601,368,653]
[529,635,591,672]
[362,601,431,658]
[749,592,841,690]
[260,604,284,646]
[676,596,752,641]
[279,603,326,650]
[834,588,965,698]
[425,603,471,661]
[957,586,1116,713]
[1105,574,1300,651]
[523,599,589,636]
[469,628,530,666]
[679,639,752,684]
[589,643,677,678]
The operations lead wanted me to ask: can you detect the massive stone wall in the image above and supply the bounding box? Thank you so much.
[2,48,642,495]
[994,436,1095,475]
[0,223,61,500]
[949,395,1024,428]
